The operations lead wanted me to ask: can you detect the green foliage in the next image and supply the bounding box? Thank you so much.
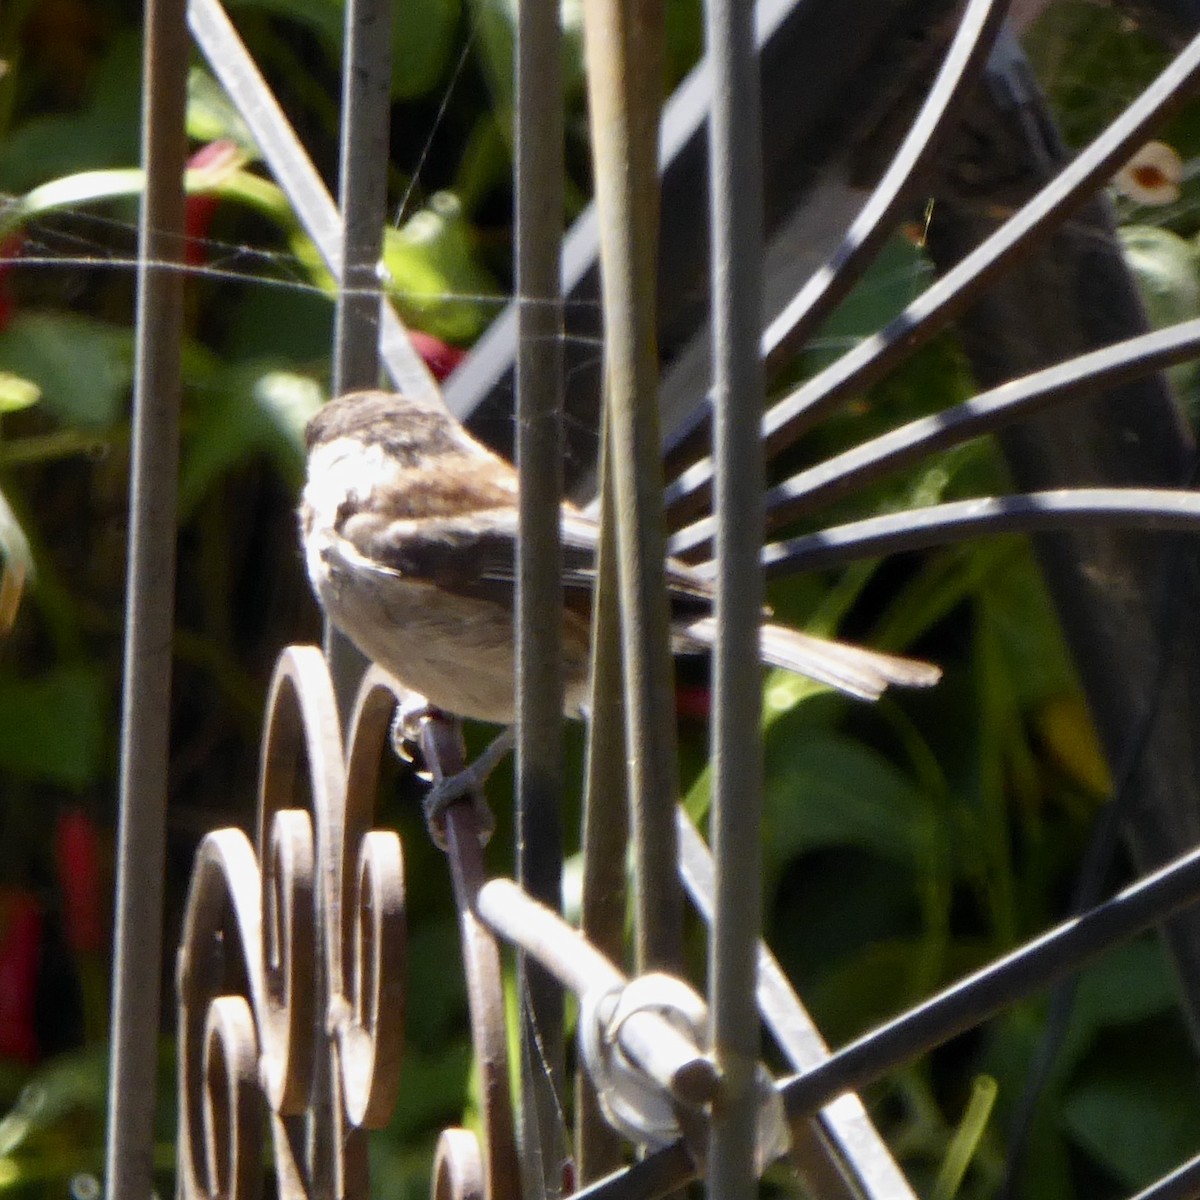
[0,35,143,191]
[932,1076,998,1200]
[0,666,105,788]
[0,315,131,428]
[0,376,39,413]
[225,0,464,102]
[179,364,321,515]
[0,1044,177,1195]
[381,192,500,342]
[0,3,1196,1199]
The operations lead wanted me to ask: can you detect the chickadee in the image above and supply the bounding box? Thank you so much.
[299,389,940,726]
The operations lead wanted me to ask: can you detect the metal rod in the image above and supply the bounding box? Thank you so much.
[324,0,393,718]
[759,0,1008,372]
[1128,1152,1200,1200]
[577,426,630,1181]
[669,316,1200,559]
[104,0,188,1191]
[662,24,1200,522]
[663,0,1011,465]
[703,0,766,1193]
[514,0,567,1191]
[572,840,1200,1200]
[443,0,807,434]
[419,718,522,1200]
[308,0,394,1190]
[676,809,918,1200]
[330,0,390,397]
[780,842,1200,1120]
[753,488,1200,578]
[582,0,680,979]
[477,879,720,1107]
[186,0,438,402]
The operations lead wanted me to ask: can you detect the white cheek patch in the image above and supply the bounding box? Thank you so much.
[302,438,397,530]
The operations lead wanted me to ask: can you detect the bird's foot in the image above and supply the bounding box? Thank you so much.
[420,726,512,848]
[389,702,508,849]
[388,692,433,762]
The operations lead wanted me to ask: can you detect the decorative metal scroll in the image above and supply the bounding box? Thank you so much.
[170,634,1200,1200]
[174,648,518,1200]
[174,642,928,1200]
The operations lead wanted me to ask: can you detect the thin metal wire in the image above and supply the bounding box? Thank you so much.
[703,0,766,1192]
[514,0,567,1188]
[104,0,188,1192]
[753,489,1200,577]
[670,317,1200,559]
[663,23,1200,520]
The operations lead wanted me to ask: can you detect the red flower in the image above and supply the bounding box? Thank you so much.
[184,139,242,268]
[0,889,42,1063]
[408,329,467,382]
[0,234,24,332]
[54,807,104,956]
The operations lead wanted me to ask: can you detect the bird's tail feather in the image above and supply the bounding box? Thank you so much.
[680,616,941,702]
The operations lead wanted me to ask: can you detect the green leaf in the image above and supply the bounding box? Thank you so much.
[0,35,142,191]
[4,168,145,236]
[466,0,586,122]
[1055,939,1176,1079]
[381,191,500,342]
[0,313,132,427]
[1122,224,1200,412]
[391,0,463,100]
[252,370,325,448]
[800,936,922,1043]
[0,667,106,787]
[762,730,933,869]
[186,67,261,156]
[455,114,513,214]
[803,236,934,375]
[180,365,323,515]
[221,0,462,101]
[977,540,1079,708]
[0,1047,108,1155]
[224,0,346,48]
[1121,225,1200,330]
[221,285,334,361]
[1060,1025,1200,1189]
[931,1075,998,1200]
[0,373,40,412]
[6,162,300,243]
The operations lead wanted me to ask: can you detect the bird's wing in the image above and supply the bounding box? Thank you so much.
[339,506,601,616]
